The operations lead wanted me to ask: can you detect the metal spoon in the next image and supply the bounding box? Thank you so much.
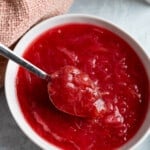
[0,43,106,118]
[0,44,50,81]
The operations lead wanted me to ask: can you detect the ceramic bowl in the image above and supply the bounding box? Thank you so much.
[5,14,150,150]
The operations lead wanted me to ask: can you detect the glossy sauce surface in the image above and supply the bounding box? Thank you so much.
[16,23,149,150]
[48,65,106,118]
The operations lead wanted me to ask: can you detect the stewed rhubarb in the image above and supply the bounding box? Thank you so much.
[16,23,149,150]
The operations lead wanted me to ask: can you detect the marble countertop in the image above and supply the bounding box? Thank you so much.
[0,0,150,149]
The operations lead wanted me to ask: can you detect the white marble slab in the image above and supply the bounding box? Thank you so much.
[0,0,149,149]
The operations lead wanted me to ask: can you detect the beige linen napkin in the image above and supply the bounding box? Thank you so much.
[0,0,73,88]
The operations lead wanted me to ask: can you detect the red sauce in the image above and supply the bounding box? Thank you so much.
[16,23,149,150]
[48,65,106,118]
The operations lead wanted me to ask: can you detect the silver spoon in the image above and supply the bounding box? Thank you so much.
[0,43,106,118]
[0,44,50,81]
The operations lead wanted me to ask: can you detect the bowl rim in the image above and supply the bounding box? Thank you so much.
[4,13,150,150]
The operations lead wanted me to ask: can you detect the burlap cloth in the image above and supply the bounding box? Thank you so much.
[0,0,73,88]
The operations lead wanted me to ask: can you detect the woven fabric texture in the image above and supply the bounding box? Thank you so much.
[0,0,73,88]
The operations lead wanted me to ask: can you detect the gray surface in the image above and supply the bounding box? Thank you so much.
[0,0,150,149]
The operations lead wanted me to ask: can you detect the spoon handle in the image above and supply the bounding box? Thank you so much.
[0,44,50,81]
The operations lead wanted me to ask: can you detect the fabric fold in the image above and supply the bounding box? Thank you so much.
[0,0,73,88]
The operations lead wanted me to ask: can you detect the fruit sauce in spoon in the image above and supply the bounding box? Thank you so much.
[48,65,106,117]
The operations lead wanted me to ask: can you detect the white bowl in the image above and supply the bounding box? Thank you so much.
[5,14,150,150]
